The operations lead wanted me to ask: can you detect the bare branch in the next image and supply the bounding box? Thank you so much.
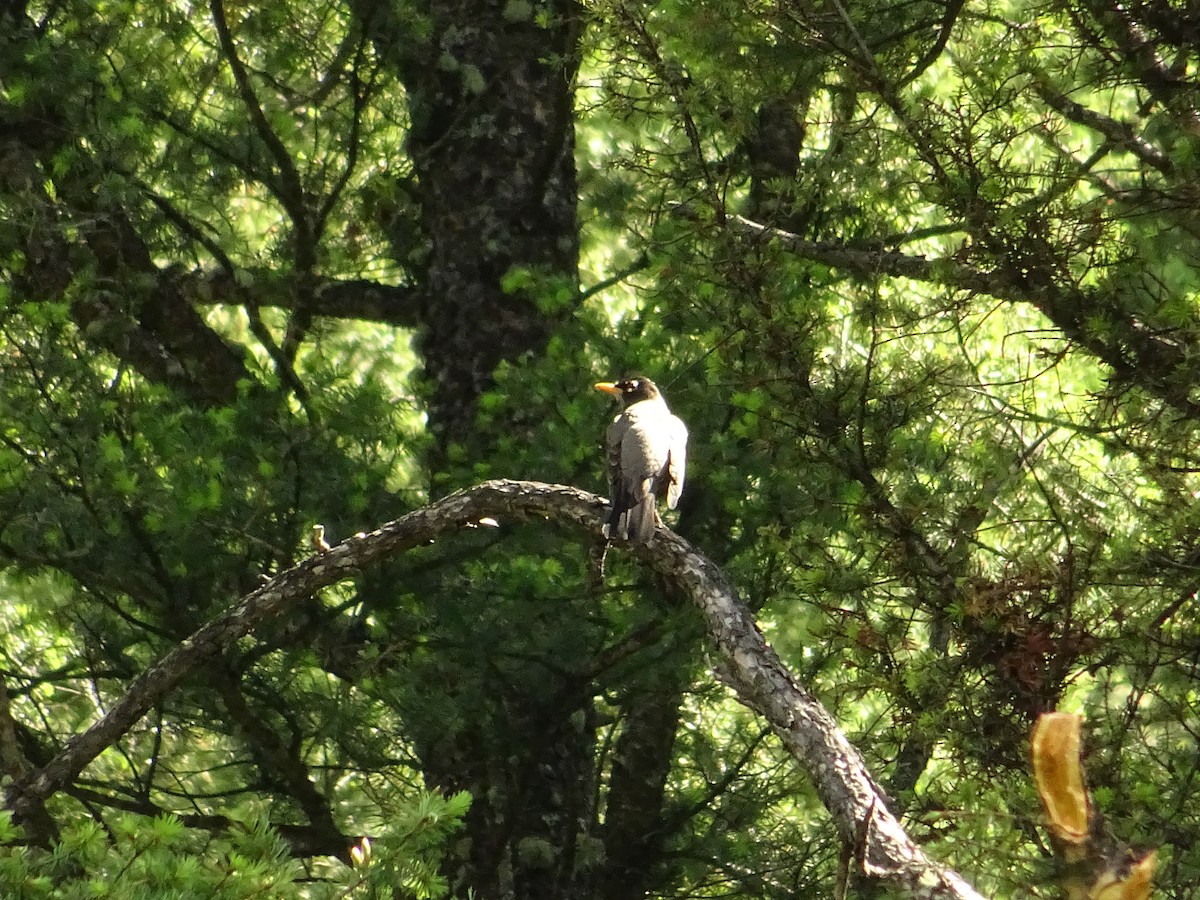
[1034,84,1175,176]
[687,207,1200,420]
[4,480,983,899]
[176,269,424,326]
[898,0,967,88]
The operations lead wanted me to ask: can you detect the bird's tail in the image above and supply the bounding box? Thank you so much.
[606,494,656,544]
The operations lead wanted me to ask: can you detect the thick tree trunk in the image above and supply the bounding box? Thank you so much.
[355,3,589,896]
[360,0,582,448]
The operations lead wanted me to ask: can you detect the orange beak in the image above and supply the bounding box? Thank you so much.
[594,382,621,396]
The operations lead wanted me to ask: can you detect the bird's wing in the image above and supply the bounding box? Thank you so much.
[603,415,635,539]
[619,412,668,542]
[665,413,688,509]
[605,415,628,491]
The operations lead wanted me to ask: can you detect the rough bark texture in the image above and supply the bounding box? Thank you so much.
[596,661,687,900]
[4,480,985,900]
[356,0,582,447]
[346,4,590,894]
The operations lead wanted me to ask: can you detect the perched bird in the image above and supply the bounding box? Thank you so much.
[595,376,688,543]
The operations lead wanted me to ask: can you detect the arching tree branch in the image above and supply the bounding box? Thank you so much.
[3,480,983,900]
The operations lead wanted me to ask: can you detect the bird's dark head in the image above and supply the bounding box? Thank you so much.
[595,376,660,406]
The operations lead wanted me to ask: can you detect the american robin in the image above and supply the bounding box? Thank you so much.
[595,376,688,543]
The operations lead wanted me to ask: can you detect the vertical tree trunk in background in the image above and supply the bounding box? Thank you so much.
[363,0,582,449]
[356,2,591,896]
[597,664,688,900]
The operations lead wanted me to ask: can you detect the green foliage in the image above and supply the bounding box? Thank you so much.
[5,0,1200,895]
[0,812,304,899]
[0,801,466,900]
[338,791,472,899]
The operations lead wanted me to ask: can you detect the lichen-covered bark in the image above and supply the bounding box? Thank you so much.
[359,0,582,447]
[349,3,588,894]
[6,480,986,900]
